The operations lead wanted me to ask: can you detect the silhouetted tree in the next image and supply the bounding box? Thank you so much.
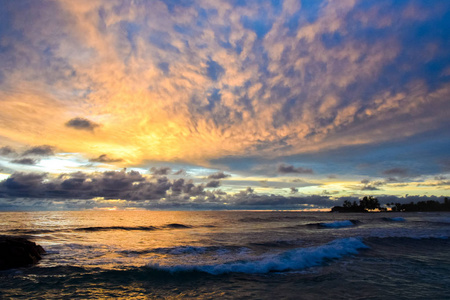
[343,200,352,208]
[359,196,380,210]
[388,199,450,212]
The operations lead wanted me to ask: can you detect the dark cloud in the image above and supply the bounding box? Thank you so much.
[65,117,99,131]
[207,171,231,179]
[0,173,48,198]
[322,190,340,195]
[361,185,380,191]
[0,170,204,200]
[206,180,221,188]
[22,145,54,156]
[382,168,410,177]
[277,164,313,174]
[0,146,16,156]
[0,170,448,210]
[228,194,336,208]
[385,177,399,183]
[290,187,298,194]
[150,167,171,176]
[11,158,38,165]
[173,169,186,175]
[291,179,305,183]
[417,180,450,187]
[353,179,386,191]
[90,154,123,163]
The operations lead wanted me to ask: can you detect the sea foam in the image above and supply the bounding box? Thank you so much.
[147,237,368,275]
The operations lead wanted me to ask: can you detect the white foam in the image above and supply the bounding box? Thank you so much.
[320,220,355,228]
[147,237,368,275]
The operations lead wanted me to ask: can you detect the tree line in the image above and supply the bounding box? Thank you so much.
[331,196,450,212]
[387,198,450,212]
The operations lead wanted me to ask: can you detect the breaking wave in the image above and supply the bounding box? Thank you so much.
[318,220,358,228]
[146,237,368,275]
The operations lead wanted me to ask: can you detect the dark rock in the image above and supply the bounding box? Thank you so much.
[0,236,46,270]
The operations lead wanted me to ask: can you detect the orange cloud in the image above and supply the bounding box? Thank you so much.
[0,0,449,169]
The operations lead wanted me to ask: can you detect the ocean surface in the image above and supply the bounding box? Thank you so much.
[0,211,449,299]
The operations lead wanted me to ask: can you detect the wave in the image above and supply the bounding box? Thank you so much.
[317,220,359,228]
[121,245,250,256]
[6,223,195,234]
[383,217,406,222]
[250,239,303,248]
[146,237,369,275]
[239,215,302,223]
[163,223,192,229]
[5,229,58,234]
[73,226,159,232]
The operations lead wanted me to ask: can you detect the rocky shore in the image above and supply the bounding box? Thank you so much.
[0,236,45,270]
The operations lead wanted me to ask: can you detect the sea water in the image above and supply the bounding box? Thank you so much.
[0,211,449,299]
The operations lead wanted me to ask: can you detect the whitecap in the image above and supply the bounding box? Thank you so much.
[319,220,356,228]
[146,237,369,275]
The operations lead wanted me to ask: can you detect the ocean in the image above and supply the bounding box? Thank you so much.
[0,211,449,299]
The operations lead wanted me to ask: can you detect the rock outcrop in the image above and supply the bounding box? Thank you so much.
[0,236,46,270]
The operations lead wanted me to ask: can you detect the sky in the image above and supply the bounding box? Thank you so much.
[0,0,449,211]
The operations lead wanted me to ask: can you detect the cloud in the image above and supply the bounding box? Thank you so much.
[22,145,54,156]
[10,158,38,165]
[207,171,231,179]
[228,194,337,208]
[173,169,186,175]
[150,167,171,176]
[277,164,313,174]
[382,168,409,177]
[0,172,47,198]
[0,0,448,206]
[206,180,221,188]
[0,169,448,210]
[0,170,198,200]
[1,0,448,166]
[361,185,380,191]
[0,146,16,157]
[65,117,99,131]
[90,154,123,163]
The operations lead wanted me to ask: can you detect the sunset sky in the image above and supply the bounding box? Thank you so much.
[0,0,449,210]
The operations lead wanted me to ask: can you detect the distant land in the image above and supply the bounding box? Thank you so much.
[331,196,450,213]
